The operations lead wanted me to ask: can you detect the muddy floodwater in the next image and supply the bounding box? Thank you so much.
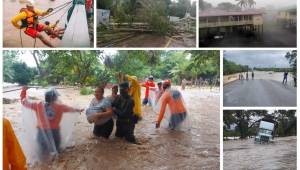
[3,87,220,169]
[199,20,296,47]
[223,136,297,170]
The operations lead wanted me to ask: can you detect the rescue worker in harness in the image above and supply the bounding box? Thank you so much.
[11,3,61,47]
[44,20,65,40]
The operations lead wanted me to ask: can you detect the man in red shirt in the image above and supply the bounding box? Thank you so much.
[142,76,156,106]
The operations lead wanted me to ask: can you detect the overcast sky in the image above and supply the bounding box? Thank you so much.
[224,50,291,68]
[207,0,296,9]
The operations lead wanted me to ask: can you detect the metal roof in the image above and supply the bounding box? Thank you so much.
[199,9,263,17]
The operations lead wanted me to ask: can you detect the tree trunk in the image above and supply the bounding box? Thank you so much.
[32,50,43,77]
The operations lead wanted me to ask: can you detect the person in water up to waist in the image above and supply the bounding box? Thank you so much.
[156,80,187,129]
[11,3,61,47]
[126,74,142,120]
[112,82,139,144]
[141,76,155,106]
[86,86,114,139]
[20,86,83,155]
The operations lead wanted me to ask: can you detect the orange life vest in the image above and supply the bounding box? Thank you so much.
[20,8,38,28]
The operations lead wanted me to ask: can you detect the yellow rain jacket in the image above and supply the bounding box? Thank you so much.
[3,118,27,170]
[11,8,46,29]
[127,75,142,118]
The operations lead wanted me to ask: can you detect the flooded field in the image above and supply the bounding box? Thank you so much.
[3,0,93,47]
[224,136,297,170]
[3,87,220,169]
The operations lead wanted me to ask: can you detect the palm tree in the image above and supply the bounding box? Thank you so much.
[248,0,256,8]
[236,0,256,9]
[236,0,248,9]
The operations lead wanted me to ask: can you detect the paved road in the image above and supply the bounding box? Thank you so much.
[224,79,297,107]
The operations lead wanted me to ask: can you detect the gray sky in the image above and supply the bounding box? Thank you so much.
[224,50,291,68]
[207,0,296,9]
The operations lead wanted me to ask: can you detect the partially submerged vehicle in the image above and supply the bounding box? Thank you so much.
[255,120,275,143]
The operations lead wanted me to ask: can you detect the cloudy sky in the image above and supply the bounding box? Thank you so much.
[224,50,291,68]
[207,0,296,9]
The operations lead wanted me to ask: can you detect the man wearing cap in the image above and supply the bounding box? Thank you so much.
[156,80,187,129]
[112,82,138,144]
[20,86,83,155]
[11,3,60,47]
[142,76,155,106]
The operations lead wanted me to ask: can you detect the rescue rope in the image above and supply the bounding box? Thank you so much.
[39,2,72,20]
[19,1,72,47]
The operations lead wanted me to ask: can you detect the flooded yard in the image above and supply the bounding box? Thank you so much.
[199,20,296,47]
[223,136,297,170]
[3,87,220,169]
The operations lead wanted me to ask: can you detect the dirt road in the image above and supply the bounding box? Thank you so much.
[3,87,220,169]
[223,136,297,170]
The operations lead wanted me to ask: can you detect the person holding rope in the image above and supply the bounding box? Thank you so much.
[11,3,61,47]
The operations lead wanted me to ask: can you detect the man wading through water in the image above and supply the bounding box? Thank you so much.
[112,82,140,144]
[156,80,187,129]
[11,3,61,47]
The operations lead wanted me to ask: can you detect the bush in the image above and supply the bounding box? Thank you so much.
[80,87,94,95]
[38,80,49,87]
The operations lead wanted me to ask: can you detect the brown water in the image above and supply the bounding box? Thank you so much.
[3,87,220,169]
[3,0,70,47]
[224,136,297,170]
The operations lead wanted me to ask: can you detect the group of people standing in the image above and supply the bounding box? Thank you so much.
[238,71,254,81]
[4,75,188,169]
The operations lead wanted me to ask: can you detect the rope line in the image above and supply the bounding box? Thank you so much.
[19,1,73,47]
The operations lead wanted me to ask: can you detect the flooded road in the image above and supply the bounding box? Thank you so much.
[3,87,220,169]
[223,136,297,170]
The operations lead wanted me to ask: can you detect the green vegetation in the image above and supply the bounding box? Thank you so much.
[224,110,296,140]
[98,0,196,35]
[80,87,94,95]
[4,50,220,87]
[3,51,37,85]
[285,50,297,77]
[253,67,292,72]
[223,58,248,75]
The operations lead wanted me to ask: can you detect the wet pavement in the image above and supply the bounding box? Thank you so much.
[223,71,297,107]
